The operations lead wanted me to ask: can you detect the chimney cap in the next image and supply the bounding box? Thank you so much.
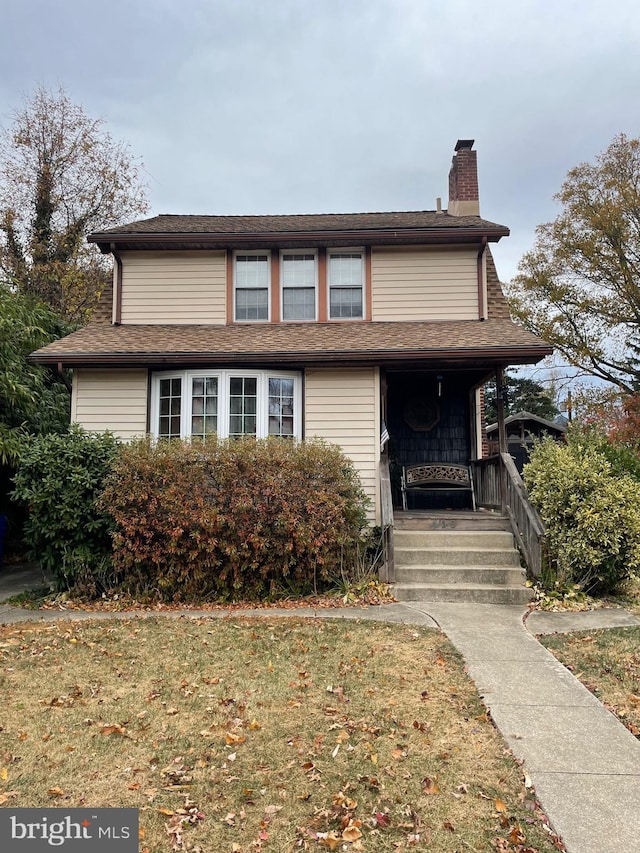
[455,139,475,151]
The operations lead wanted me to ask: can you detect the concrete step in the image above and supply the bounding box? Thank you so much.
[394,565,526,585]
[394,529,515,549]
[394,546,521,567]
[393,582,534,605]
[394,511,511,531]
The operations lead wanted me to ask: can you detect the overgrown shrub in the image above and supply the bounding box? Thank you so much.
[100,437,369,601]
[11,425,120,588]
[524,430,640,593]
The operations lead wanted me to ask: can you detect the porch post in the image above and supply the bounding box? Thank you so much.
[495,367,507,512]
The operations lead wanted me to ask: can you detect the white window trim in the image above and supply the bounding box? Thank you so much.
[151,369,302,440]
[327,247,365,321]
[280,249,318,322]
[233,250,271,323]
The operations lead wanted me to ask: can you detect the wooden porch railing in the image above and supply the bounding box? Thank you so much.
[471,454,546,578]
[379,459,395,582]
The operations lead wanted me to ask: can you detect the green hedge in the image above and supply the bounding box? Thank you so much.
[100,437,369,601]
[11,426,120,588]
[524,430,640,593]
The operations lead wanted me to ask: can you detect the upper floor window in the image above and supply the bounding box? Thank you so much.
[234,252,269,321]
[281,251,317,321]
[328,251,364,319]
[152,369,300,440]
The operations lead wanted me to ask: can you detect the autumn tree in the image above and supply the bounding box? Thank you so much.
[508,134,640,394]
[0,86,148,322]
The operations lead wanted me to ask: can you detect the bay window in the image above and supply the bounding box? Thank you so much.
[152,370,301,440]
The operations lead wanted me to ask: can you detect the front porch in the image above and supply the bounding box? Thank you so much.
[378,366,546,599]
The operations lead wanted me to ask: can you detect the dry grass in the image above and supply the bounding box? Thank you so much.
[540,626,640,738]
[0,617,562,852]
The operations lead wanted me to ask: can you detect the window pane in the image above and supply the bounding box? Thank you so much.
[328,253,362,286]
[283,287,315,320]
[330,286,363,319]
[229,377,258,437]
[158,377,182,438]
[282,254,315,286]
[268,375,296,437]
[236,254,269,287]
[236,288,268,321]
[190,376,218,439]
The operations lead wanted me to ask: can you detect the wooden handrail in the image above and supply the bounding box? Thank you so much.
[471,454,546,578]
[379,459,395,582]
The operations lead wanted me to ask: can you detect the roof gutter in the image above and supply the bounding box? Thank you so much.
[31,344,552,369]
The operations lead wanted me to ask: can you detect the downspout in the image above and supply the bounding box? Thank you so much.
[111,242,123,325]
[477,236,488,320]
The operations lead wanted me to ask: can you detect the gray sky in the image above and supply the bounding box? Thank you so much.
[1,0,639,285]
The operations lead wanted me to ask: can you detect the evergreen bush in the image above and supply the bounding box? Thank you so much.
[11,425,120,587]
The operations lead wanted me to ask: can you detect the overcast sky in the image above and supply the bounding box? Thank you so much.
[1,0,639,286]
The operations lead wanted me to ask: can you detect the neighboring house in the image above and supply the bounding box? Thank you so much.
[486,411,567,474]
[30,140,551,524]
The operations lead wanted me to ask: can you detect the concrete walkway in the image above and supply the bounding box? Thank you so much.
[1,565,639,852]
[403,601,640,853]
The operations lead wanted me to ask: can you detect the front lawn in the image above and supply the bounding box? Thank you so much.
[0,617,561,851]
[540,627,640,738]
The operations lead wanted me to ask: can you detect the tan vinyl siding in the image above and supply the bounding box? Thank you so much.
[304,368,379,522]
[72,369,148,439]
[120,251,226,324]
[371,246,478,321]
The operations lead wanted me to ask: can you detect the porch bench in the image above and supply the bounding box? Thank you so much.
[400,463,476,511]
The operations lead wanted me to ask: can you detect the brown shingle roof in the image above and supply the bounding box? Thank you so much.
[94,211,508,236]
[485,248,511,321]
[31,319,550,367]
[89,211,509,252]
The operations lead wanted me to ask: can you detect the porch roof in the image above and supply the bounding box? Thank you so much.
[31,319,552,368]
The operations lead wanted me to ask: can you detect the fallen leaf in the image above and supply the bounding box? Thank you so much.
[0,792,18,805]
[48,787,64,798]
[99,724,129,737]
[495,798,507,812]
[158,808,175,816]
[342,824,363,842]
[421,777,440,795]
[0,767,7,781]
[317,832,341,850]
[225,731,245,746]
[374,811,391,827]
[508,824,526,844]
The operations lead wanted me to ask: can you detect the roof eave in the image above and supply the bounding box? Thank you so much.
[89,226,510,254]
[31,343,552,369]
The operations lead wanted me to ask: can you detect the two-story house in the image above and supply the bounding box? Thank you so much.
[31,140,551,534]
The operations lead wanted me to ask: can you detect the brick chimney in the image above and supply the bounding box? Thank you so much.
[447,139,479,216]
